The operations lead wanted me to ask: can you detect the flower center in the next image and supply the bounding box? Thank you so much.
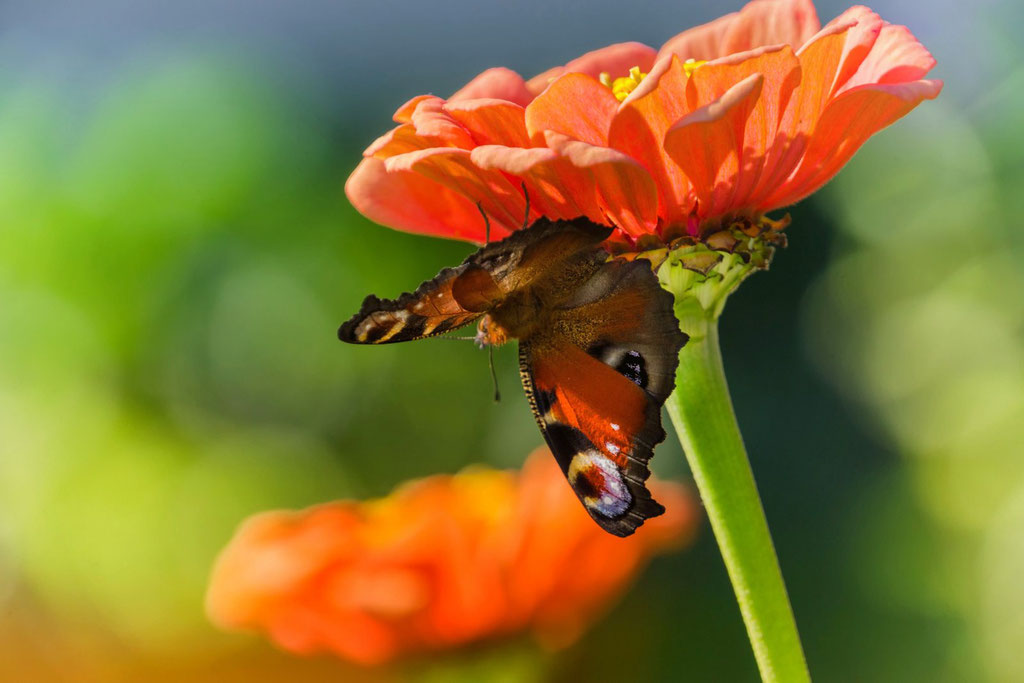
[682,58,706,76]
[600,66,647,102]
[599,60,705,102]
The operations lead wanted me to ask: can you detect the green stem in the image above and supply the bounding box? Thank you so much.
[666,319,809,683]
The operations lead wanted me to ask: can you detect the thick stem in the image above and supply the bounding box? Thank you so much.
[666,319,809,683]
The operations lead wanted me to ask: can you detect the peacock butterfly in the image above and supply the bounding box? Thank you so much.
[338,217,687,536]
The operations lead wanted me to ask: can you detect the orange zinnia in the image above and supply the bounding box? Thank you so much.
[345,0,941,244]
[206,449,696,665]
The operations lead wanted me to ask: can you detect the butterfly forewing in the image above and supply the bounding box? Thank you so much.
[338,217,612,345]
[338,265,488,344]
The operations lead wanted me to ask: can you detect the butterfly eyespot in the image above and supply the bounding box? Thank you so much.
[617,350,648,389]
[605,442,621,455]
[586,342,649,389]
[610,423,620,431]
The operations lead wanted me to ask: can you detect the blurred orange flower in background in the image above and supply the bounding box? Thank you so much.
[346,0,941,244]
[206,449,696,665]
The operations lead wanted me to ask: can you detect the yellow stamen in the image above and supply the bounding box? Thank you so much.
[599,60,705,102]
[599,65,647,102]
[682,58,706,76]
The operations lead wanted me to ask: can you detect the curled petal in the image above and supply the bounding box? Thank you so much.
[444,98,530,148]
[386,148,527,234]
[658,0,820,62]
[471,145,608,225]
[841,23,937,92]
[762,78,944,210]
[665,74,764,220]
[450,67,534,106]
[525,73,619,147]
[526,42,657,94]
[609,55,694,226]
[364,124,434,159]
[345,157,497,243]
[410,98,475,147]
[761,19,862,194]
[785,6,884,105]
[688,45,802,209]
[472,138,658,237]
[366,97,474,159]
[546,132,660,236]
[393,94,436,123]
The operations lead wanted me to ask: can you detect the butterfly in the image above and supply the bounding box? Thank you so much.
[338,217,687,536]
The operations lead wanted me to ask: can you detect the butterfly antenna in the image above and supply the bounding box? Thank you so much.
[488,345,501,403]
[520,182,530,230]
[477,202,491,245]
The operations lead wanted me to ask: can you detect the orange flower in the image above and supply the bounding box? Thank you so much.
[206,449,696,665]
[345,0,940,244]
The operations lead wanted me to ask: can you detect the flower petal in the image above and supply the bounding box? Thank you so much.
[366,97,474,159]
[658,0,820,62]
[345,157,500,242]
[208,451,696,664]
[393,94,436,123]
[444,98,530,148]
[688,46,802,209]
[524,72,619,147]
[364,124,434,159]
[762,78,944,209]
[410,98,475,147]
[525,42,657,94]
[608,55,694,225]
[525,65,563,97]
[206,506,358,628]
[450,67,534,107]
[785,6,889,106]
[758,19,864,198]
[563,41,658,80]
[841,23,937,92]
[385,148,527,235]
[545,131,659,236]
[664,74,764,220]
[471,145,607,225]
[657,11,738,63]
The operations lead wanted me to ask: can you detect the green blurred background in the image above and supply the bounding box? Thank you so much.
[0,0,1020,680]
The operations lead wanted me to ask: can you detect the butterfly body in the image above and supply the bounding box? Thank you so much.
[339,218,687,536]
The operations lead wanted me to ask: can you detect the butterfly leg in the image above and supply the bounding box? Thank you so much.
[476,202,491,245]
[520,181,530,230]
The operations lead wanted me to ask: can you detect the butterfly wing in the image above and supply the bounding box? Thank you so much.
[519,258,687,536]
[338,217,612,345]
[338,265,491,344]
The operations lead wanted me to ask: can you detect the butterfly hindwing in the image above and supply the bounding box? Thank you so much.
[519,258,687,536]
